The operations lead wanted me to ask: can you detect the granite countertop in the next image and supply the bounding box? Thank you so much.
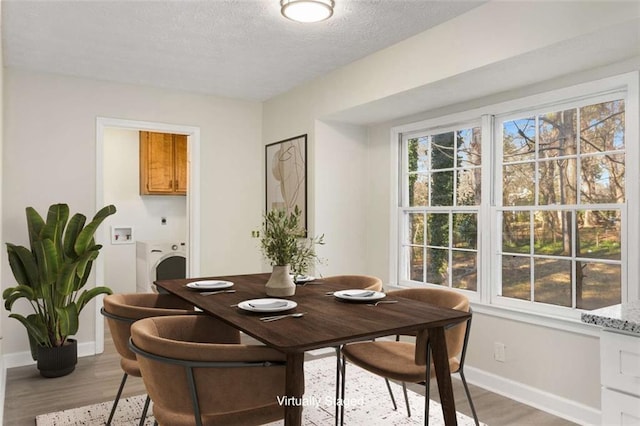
[581,299,640,334]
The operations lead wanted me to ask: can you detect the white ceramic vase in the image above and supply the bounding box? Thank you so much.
[265,265,296,297]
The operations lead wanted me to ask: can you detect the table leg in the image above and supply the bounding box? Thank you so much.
[284,352,305,426]
[429,326,458,425]
[335,346,342,426]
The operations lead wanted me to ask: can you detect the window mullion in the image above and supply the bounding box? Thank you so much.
[534,115,540,206]
[576,106,582,205]
[427,136,432,207]
[448,212,453,288]
[572,210,577,309]
[420,245,425,284]
[483,115,497,304]
[529,210,535,303]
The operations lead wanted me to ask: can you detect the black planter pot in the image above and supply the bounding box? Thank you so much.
[37,339,77,378]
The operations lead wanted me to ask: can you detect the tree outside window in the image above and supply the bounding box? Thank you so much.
[500,100,624,310]
[403,126,481,290]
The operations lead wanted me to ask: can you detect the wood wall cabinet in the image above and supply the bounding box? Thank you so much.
[139,131,187,195]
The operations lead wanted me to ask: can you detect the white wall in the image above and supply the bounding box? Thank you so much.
[468,313,600,415]
[103,128,187,294]
[0,0,6,421]
[2,68,263,360]
[314,121,369,276]
[261,2,640,422]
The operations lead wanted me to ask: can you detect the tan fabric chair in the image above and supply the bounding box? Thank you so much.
[320,274,383,291]
[129,314,288,426]
[340,287,478,426]
[101,293,195,426]
[322,274,384,422]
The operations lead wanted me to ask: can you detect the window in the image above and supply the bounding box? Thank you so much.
[396,74,637,318]
[400,125,481,292]
[497,98,625,311]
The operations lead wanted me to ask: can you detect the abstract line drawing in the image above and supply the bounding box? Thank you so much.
[266,135,307,234]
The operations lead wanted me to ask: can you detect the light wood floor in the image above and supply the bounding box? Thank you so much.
[4,325,577,425]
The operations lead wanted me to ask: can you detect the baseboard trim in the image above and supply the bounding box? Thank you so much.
[3,340,97,369]
[464,365,600,425]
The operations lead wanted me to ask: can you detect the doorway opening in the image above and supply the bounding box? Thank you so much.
[95,117,201,353]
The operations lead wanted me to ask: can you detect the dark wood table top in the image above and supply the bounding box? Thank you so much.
[155,273,471,353]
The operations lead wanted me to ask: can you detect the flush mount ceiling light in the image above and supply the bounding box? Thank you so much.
[280,0,335,23]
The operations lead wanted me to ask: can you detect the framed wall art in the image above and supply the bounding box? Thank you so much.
[265,134,307,234]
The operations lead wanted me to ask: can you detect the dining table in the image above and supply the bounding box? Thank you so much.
[154,273,471,426]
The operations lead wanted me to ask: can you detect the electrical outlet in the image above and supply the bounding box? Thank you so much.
[494,342,506,362]
[251,230,260,238]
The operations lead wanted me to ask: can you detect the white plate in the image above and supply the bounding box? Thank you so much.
[238,298,297,313]
[333,289,386,301]
[186,280,234,290]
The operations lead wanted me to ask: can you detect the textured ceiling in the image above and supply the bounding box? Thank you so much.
[2,0,484,101]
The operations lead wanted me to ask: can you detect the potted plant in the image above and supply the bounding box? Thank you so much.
[3,203,116,377]
[260,206,324,296]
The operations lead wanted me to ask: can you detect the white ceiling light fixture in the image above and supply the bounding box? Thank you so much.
[280,0,335,23]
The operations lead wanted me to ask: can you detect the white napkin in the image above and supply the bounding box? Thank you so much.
[249,301,288,309]
[344,291,375,297]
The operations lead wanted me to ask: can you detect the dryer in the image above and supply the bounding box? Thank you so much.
[136,240,187,293]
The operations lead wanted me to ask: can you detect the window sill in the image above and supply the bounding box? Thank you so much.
[384,284,603,337]
[470,303,601,337]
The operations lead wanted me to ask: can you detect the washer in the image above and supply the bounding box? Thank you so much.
[136,240,187,293]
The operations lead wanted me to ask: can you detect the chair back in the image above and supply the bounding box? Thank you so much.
[102,293,195,365]
[387,287,469,369]
[321,275,383,291]
[130,315,286,426]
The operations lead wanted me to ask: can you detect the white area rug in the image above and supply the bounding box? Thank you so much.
[36,356,480,425]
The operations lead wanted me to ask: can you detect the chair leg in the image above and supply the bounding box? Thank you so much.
[339,351,347,426]
[401,381,411,417]
[185,366,203,426]
[139,395,151,426]
[107,372,128,425]
[459,369,479,426]
[384,378,398,411]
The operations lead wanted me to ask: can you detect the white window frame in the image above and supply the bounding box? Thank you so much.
[399,121,483,298]
[493,91,629,318]
[390,72,639,328]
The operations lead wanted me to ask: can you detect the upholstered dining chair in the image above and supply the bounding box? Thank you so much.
[339,287,479,426]
[101,293,195,426]
[129,314,288,426]
[320,274,383,292]
[322,274,384,422]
